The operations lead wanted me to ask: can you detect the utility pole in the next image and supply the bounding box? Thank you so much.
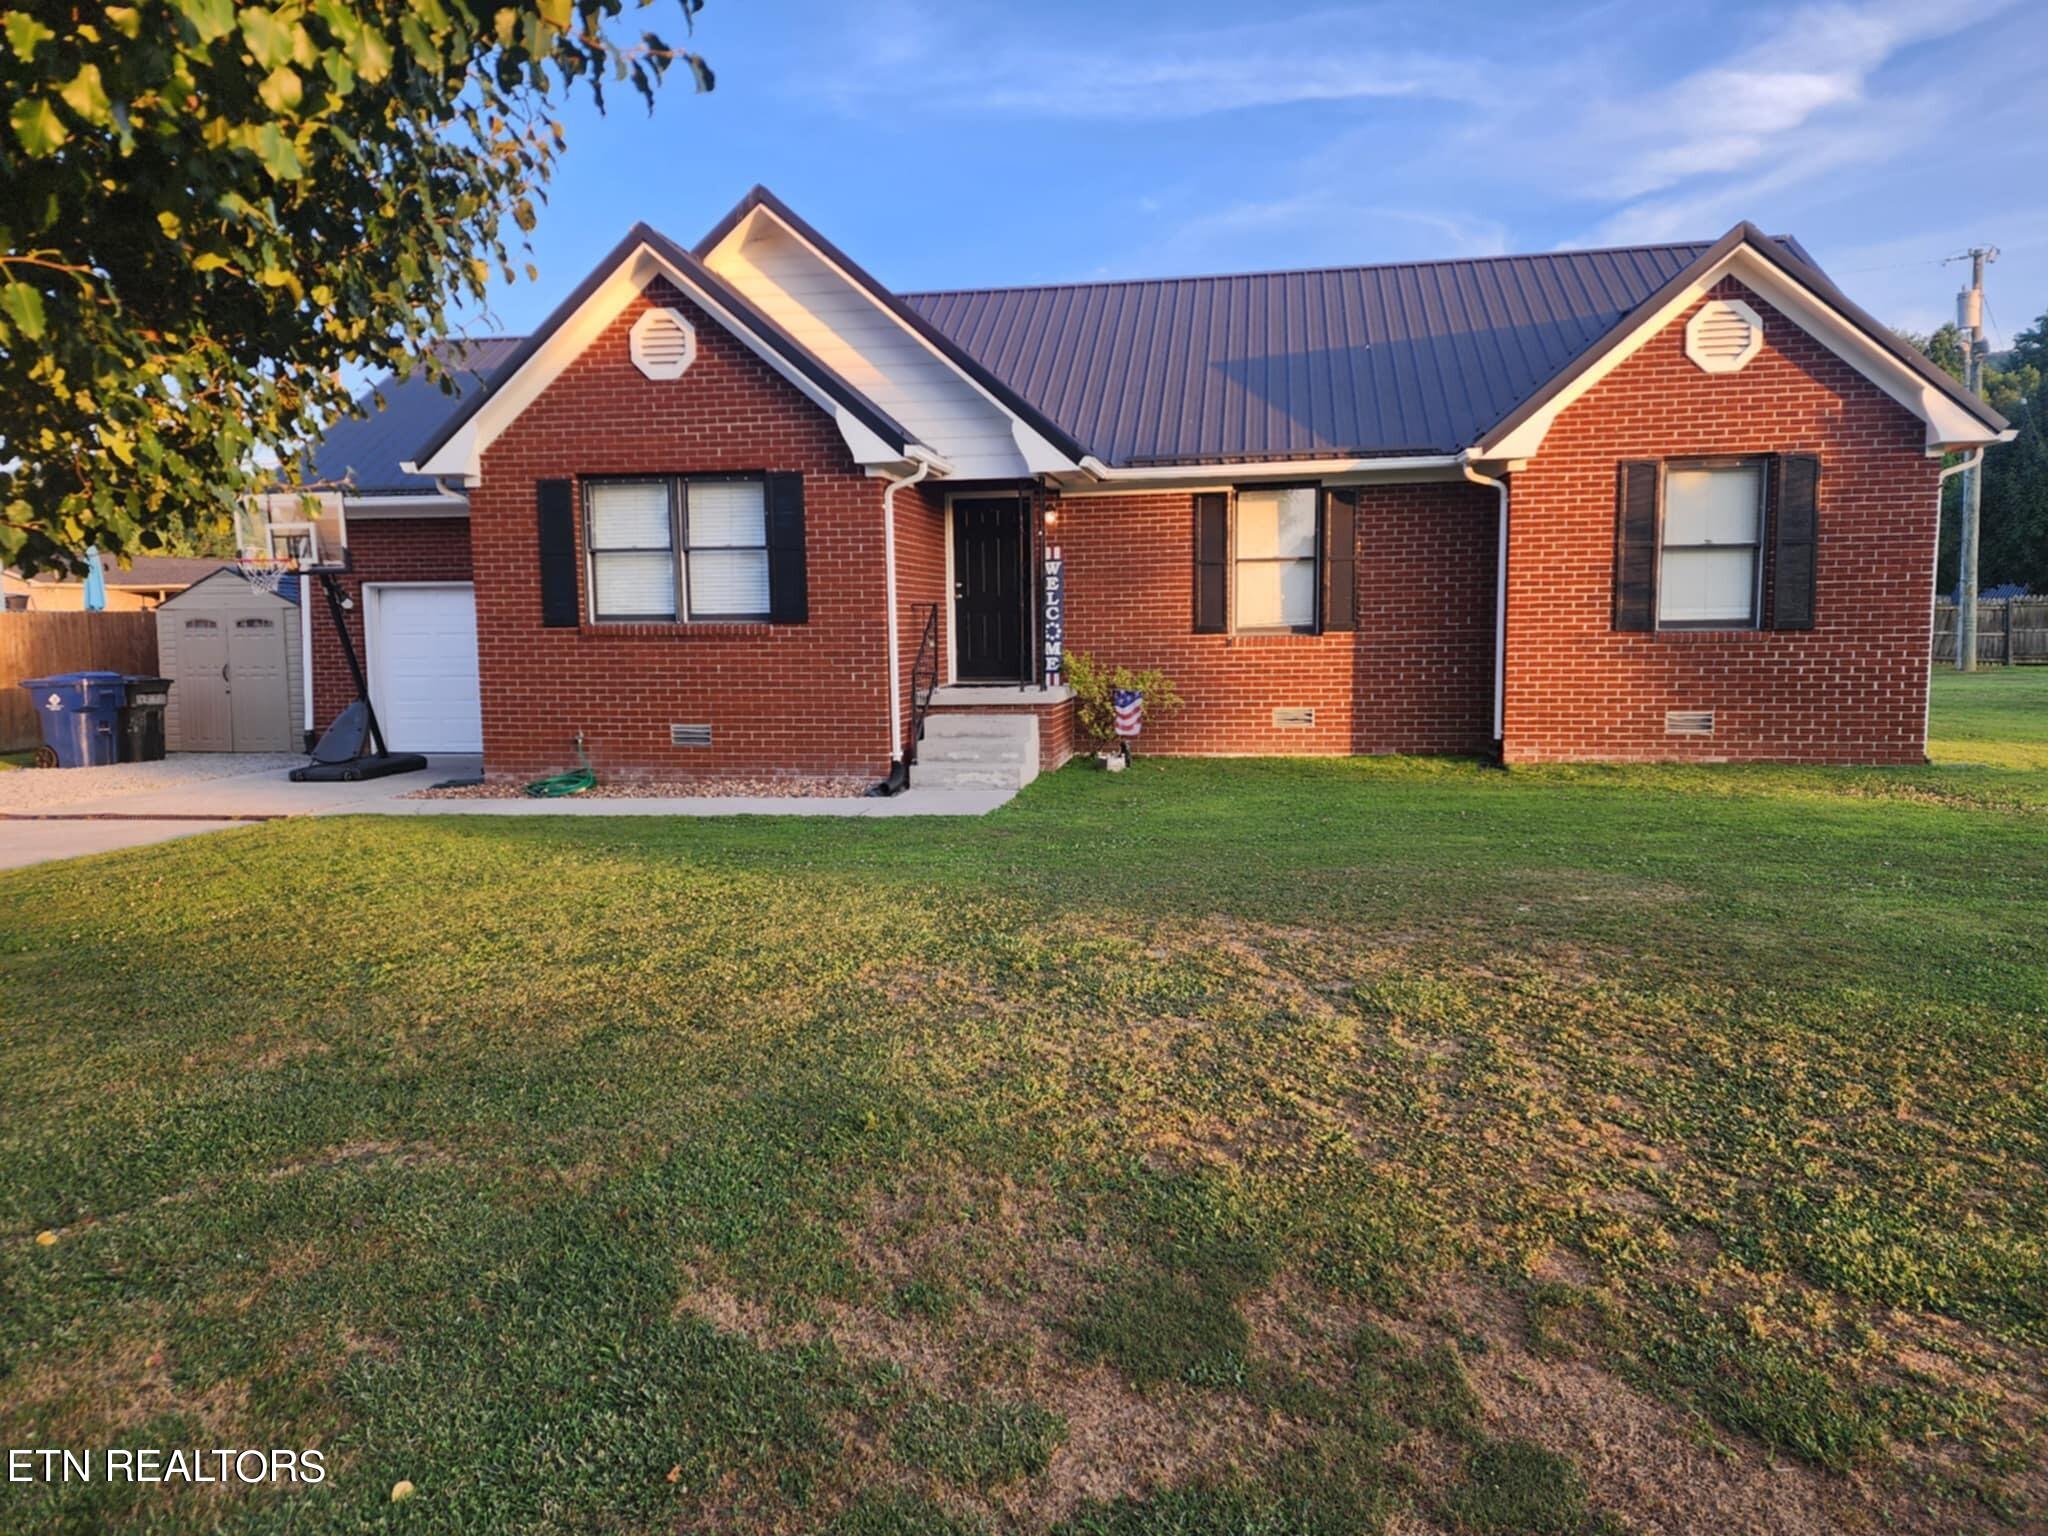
[1951,245,1997,671]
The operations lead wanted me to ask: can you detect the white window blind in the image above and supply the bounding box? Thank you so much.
[684,480,769,618]
[586,477,772,623]
[1235,486,1318,629]
[1659,464,1762,625]
[587,481,676,620]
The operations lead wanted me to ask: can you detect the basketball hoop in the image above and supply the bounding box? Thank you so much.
[236,554,296,595]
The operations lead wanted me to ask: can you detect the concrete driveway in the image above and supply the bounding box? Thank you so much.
[0,752,1012,870]
[0,753,481,870]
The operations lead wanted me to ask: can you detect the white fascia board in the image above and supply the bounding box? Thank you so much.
[411,246,910,484]
[1479,245,2006,460]
[708,207,1082,475]
[343,493,470,517]
[1059,452,1464,495]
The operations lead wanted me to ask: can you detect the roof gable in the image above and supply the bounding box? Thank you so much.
[409,225,925,484]
[695,187,1082,475]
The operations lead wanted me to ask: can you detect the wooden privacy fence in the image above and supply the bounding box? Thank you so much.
[1932,597,2048,666]
[0,612,159,751]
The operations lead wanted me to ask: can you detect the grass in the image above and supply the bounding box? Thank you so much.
[2,670,2044,1534]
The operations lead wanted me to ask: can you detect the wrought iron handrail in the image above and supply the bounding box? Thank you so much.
[905,600,940,766]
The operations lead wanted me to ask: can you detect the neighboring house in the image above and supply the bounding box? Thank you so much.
[2,555,225,612]
[254,186,2009,783]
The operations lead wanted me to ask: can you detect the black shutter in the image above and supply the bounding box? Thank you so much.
[1193,492,1228,633]
[765,471,808,623]
[1611,461,1659,632]
[537,479,578,628]
[1320,488,1357,633]
[1770,454,1819,631]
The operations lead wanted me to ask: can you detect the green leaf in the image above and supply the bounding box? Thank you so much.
[1,282,46,341]
[246,122,303,180]
[258,65,303,113]
[173,0,236,43]
[10,97,67,154]
[240,6,293,69]
[59,64,112,125]
[353,25,392,84]
[3,11,56,58]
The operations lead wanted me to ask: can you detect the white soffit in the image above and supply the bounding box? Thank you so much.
[703,208,1078,479]
[1482,245,2000,458]
[410,246,909,483]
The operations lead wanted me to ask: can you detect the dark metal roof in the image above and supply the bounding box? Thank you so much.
[311,338,526,493]
[904,231,1966,465]
[903,243,1755,465]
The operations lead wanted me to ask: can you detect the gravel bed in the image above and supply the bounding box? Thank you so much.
[0,752,305,813]
[405,774,873,801]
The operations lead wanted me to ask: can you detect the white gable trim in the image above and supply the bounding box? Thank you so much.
[1478,244,2004,460]
[407,245,924,484]
[703,205,1082,476]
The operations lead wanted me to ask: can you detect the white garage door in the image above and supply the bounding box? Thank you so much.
[368,584,483,753]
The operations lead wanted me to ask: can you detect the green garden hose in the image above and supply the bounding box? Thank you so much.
[523,736,596,798]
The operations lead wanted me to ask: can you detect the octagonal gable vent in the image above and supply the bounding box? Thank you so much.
[1685,298,1763,374]
[630,306,697,380]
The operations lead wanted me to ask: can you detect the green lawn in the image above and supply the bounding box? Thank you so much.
[4,672,2045,1535]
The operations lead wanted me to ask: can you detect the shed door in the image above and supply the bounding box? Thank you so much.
[173,617,232,751]
[227,614,292,751]
[369,584,482,753]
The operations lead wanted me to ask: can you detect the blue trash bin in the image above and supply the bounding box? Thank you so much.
[20,671,129,768]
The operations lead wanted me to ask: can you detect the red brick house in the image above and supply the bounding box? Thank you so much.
[261,187,2009,787]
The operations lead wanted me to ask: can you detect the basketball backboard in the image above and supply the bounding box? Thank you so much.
[239,490,350,573]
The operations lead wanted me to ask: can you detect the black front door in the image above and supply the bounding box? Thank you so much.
[953,496,1025,681]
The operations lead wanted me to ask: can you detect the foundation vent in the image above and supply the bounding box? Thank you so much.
[670,723,712,748]
[1664,709,1715,736]
[1272,707,1316,729]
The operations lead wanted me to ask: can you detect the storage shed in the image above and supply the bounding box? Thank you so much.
[154,569,304,752]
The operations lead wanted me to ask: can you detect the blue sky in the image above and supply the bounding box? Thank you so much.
[480,0,2048,348]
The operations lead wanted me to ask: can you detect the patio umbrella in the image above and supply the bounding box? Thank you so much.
[82,549,107,611]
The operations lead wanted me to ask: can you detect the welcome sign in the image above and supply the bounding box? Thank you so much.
[1042,547,1064,685]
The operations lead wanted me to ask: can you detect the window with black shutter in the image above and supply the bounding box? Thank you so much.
[1770,455,1819,630]
[581,474,781,624]
[1612,455,1816,633]
[537,479,579,628]
[1193,493,1228,633]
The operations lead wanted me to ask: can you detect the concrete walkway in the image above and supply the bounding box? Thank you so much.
[0,755,1014,870]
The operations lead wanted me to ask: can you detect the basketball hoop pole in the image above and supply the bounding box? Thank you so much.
[316,570,393,758]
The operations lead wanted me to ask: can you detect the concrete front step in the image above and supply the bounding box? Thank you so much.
[914,711,1039,790]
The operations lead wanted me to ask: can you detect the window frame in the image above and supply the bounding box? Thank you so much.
[1654,456,1767,632]
[1229,481,1323,635]
[583,473,772,625]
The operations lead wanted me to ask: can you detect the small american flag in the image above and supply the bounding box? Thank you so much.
[1112,688,1144,738]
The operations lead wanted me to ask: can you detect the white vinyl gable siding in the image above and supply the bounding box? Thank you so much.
[704,223,1032,479]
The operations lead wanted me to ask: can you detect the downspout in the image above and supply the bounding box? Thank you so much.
[1930,448,1983,731]
[1461,457,1511,747]
[881,453,937,766]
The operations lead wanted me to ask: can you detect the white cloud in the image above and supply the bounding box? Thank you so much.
[807,6,1483,121]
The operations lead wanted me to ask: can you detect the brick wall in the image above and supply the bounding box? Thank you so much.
[1502,277,1942,764]
[308,514,472,736]
[468,279,896,782]
[1055,482,1497,756]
